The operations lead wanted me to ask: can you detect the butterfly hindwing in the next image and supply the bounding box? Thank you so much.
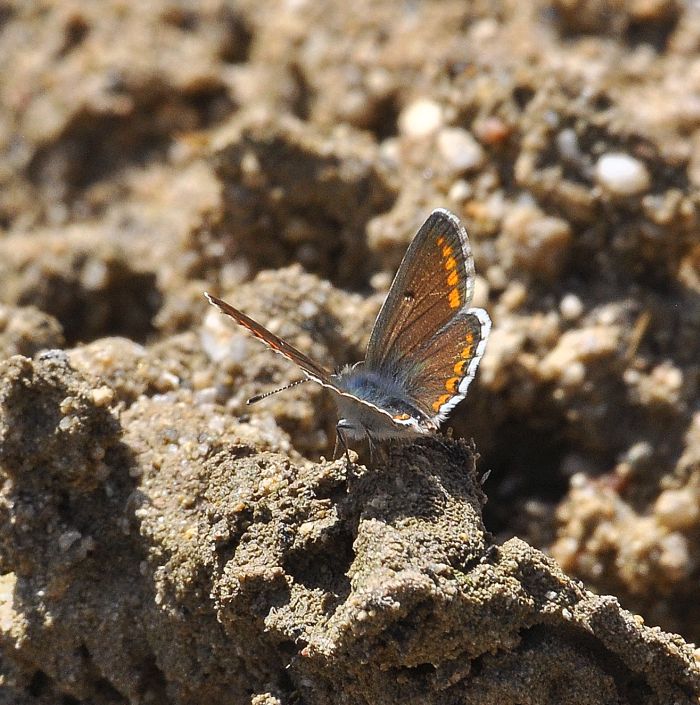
[401,308,491,423]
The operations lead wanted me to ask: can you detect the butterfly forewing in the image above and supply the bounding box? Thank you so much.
[366,209,476,371]
[205,294,333,385]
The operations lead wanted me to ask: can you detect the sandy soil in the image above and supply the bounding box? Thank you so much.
[0,1,699,703]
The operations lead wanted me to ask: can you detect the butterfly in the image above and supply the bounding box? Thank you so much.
[206,208,491,456]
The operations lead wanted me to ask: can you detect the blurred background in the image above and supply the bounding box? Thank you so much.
[0,0,698,647]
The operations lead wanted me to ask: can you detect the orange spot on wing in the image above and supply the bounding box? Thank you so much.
[394,412,411,421]
[442,245,453,258]
[444,256,457,271]
[460,342,475,359]
[445,377,460,392]
[432,393,451,412]
[448,289,460,308]
[447,270,459,286]
[454,359,467,375]
[436,236,445,246]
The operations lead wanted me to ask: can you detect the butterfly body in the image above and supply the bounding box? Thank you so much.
[206,208,491,451]
[331,364,436,441]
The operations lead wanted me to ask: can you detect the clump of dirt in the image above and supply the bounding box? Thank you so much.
[0,354,697,704]
[0,228,161,344]
[1,0,699,703]
[212,116,397,286]
[0,304,64,358]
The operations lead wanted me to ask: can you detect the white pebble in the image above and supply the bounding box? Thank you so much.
[595,153,650,196]
[560,293,584,321]
[378,137,400,166]
[560,360,586,387]
[437,127,485,173]
[448,179,472,202]
[298,300,319,318]
[655,488,699,530]
[624,441,653,466]
[90,386,115,407]
[658,532,690,580]
[398,99,444,138]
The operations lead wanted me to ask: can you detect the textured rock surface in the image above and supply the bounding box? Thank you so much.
[1,0,700,703]
[0,355,698,705]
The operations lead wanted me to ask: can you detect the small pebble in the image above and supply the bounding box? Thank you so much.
[378,137,400,166]
[448,179,472,202]
[486,265,508,290]
[59,396,75,414]
[191,369,214,391]
[560,293,584,321]
[655,489,699,531]
[398,98,444,138]
[91,386,115,407]
[624,441,653,467]
[298,300,319,318]
[595,152,651,196]
[657,532,690,582]
[635,362,684,407]
[650,362,683,402]
[473,115,511,145]
[80,260,108,290]
[370,271,392,292]
[59,416,74,432]
[500,281,527,311]
[156,371,180,391]
[499,205,572,279]
[560,360,586,387]
[437,127,485,173]
[556,128,582,162]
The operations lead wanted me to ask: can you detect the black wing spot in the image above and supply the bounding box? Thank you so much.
[403,290,416,301]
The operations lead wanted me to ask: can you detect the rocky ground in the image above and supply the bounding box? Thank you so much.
[0,1,699,703]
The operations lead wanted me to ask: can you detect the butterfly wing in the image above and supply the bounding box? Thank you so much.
[366,209,476,368]
[205,293,333,386]
[364,208,490,423]
[402,308,490,423]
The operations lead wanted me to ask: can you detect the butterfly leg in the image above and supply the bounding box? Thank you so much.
[365,429,375,465]
[363,424,385,466]
[335,425,352,465]
[333,433,340,460]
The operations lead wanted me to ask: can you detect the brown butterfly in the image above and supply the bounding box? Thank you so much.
[206,208,490,456]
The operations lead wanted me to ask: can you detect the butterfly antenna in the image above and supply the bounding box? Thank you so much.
[247,378,309,405]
